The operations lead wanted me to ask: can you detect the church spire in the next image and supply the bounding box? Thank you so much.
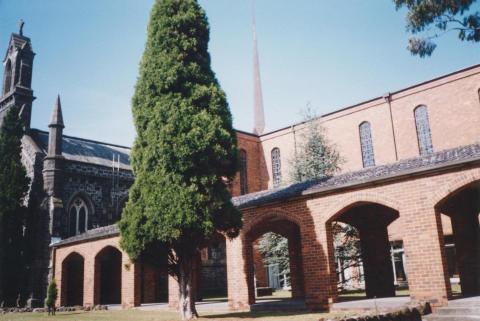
[252,0,265,135]
[47,95,64,157]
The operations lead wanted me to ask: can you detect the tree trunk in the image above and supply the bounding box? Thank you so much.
[178,255,198,320]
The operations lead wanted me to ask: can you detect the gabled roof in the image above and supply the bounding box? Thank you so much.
[233,143,480,209]
[30,129,131,170]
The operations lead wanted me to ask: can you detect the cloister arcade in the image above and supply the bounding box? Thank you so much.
[52,164,480,310]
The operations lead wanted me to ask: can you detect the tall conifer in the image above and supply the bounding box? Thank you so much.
[0,106,30,305]
[119,1,241,319]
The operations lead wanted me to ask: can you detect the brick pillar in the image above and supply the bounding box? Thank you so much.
[451,208,480,296]
[121,259,140,308]
[252,242,268,288]
[288,233,305,298]
[301,225,331,310]
[226,236,252,310]
[83,256,95,307]
[168,275,179,309]
[358,223,395,298]
[403,207,450,307]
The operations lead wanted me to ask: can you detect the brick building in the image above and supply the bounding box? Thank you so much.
[2,26,479,310]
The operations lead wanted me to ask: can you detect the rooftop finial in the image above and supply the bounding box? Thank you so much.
[49,95,65,128]
[18,19,25,36]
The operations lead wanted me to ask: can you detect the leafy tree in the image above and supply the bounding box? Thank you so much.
[290,106,341,183]
[44,279,57,315]
[394,0,480,57]
[118,0,241,319]
[332,223,362,290]
[257,232,290,287]
[0,106,30,306]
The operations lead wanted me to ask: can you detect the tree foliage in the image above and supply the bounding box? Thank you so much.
[0,106,30,306]
[258,232,290,282]
[290,106,341,183]
[118,0,241,319]
[394,0,480,57]
[44,279,58,307]
[332,222,362,290]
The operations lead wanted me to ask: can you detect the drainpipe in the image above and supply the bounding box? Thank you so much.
[384,92,399,161]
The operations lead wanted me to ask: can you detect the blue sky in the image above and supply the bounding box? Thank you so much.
[0,0,478,146]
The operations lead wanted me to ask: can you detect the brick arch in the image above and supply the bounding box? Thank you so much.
[92,244,122,260]
[242,208,303,238]
[323,191,402,223]
[431,168,480,207]
[61,251,85,307]
[94,245,122,304]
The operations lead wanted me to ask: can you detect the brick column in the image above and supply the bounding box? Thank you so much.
[403,207,450,307]
[226,236,251,310]
[358,223,395,298]
[451,208,480,296]
[121,259,140,308]
[288,233,305,298]
[168,275,179,309]
[83,256,95,307]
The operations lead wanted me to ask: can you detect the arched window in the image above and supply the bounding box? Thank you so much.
[68,197,89,236]
[271,147,282,188]
[359,121,375,168]
[414,105,433,155]
[3,59,12,96]
[239,149,248,195]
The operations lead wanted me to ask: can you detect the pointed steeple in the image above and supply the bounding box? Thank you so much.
[47,95,64,157]
[252,0,265,135]
[49,95,64,128]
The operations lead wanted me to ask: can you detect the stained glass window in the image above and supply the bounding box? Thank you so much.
[239,149,248,195]
[271,148,282,187]
[414,105,433,155]
[359,121,375,168]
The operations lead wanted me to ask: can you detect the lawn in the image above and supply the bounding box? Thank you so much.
[0,309,347,321]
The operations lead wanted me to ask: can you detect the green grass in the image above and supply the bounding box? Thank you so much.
[0,309,347,321]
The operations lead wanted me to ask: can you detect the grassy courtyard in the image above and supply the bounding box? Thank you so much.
[0,309,347,321]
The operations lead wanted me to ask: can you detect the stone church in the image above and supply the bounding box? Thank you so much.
[2,24,480,310]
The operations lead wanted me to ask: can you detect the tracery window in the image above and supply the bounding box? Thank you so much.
[271,147,282,188]
[414,105,433,155]
[68,197,89,236]
[359,121,375,168]
[3,60,12,96]
[239,149,248,195]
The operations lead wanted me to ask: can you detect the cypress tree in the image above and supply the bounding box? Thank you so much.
[0,106,30,306]
[119,1,241,319]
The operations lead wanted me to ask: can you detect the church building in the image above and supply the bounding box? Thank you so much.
[2,24,479,310]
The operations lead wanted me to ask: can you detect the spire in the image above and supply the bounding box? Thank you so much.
[49,95,64,128]
[252,0,265,135]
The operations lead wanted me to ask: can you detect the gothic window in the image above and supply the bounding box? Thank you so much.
[271,147,282,188]
[3,59,12,96]
[68,197,89,236]
[359,121,375,168]
[414,105,433,155]
[239,149,248,195]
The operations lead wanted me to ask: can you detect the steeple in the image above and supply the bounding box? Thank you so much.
[252,1,265,135]
[0,20,35,130]
[47,95,64,157]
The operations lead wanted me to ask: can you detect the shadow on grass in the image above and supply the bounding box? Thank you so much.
[202,311,321,319]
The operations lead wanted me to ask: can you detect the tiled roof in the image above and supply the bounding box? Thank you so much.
[233,143,480,209]
[51,224,119,247]
[30,129,131,170]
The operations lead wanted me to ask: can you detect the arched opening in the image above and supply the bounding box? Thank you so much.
[3,59,12,96]
[199,234,228,301]
[245,216,305,308]
[436,181,480,297]
[329,202,402,300]
[61,252,84,307]
[94,246,122,305]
